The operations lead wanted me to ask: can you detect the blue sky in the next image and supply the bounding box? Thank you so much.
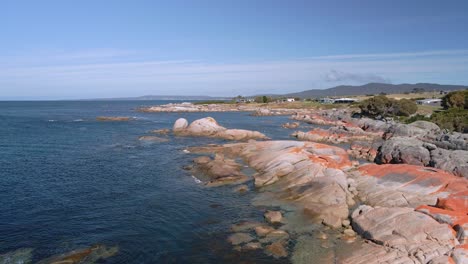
[1,0,468,99]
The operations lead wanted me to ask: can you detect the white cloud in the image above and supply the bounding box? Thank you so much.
[0,49,467,98]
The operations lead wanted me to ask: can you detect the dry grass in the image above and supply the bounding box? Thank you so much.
[352,92,443,101]
[416,104,442,115]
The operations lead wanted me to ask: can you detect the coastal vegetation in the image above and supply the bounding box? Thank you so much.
[358,95,417,118]
[405,90,468,132]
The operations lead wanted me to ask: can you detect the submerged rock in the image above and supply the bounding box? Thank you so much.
[37,244,118,264]
[0,248,33,264]
[230,221,262,232]
[138,136,169,142]
[282,122,300,129]
[254,225,275,237]
[265,241,288,258]
[227,233,254,245]
[191,154,248,186]
[151,128,171,135]
[264,210,283,224]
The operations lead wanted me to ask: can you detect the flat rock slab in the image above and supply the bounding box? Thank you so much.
[351,206,458,263]
[353,164,468,208]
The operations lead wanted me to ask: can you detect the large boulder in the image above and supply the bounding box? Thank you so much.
[409,120,441,133]
[430,148,468,178]
[173,117,268,141]
[173,118,188,131]
[347,140,382,161]
[384,123,430,139]
[376,136,431,166]
[185,117,226,136]
[434,132,468,151]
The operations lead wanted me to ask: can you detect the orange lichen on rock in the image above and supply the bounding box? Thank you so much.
[438,190,468,212]
[305,142,352,170]
[358,164,468,195]
[416,205,468,226]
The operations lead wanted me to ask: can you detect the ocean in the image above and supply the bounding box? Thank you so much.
[0,101,294,263]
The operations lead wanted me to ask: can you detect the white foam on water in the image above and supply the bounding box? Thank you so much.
[191,175,202,184]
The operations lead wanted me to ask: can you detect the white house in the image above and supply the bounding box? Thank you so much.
[416,98,442,106]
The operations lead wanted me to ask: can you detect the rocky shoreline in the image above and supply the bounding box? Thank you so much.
[155,103,467,263]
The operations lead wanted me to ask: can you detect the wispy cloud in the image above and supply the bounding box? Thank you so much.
[1,49,467,98]
[323,69,391,83]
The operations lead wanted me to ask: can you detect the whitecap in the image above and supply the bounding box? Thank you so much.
[73,119,83,122]
[183,149,190,153]
[48,120,56,122]
[191,175,202,184]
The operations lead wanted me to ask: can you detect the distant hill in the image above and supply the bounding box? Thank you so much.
[83,95,231,101]
[283,83,468,98]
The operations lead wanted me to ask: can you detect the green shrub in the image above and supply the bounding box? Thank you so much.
[359,95,417,117]
[431,109,468,133]
[395,99,418,116]
[441,90,467,109]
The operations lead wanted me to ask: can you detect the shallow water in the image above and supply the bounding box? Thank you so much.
[0,101,297,263]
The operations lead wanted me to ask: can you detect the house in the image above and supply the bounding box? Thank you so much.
[286,98,295,102]
[416,98,442,106]
[334,98,358,104]
[235,98,255,103]
[319,98,335,104]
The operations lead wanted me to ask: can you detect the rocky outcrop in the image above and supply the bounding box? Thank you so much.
[348,206,459,264]
[347,140,382,161]
[282,122,300,129]
[190,154,248,186]
[351,164,467,208]
[293,126,382,144]
[376,136,431,166]
[251,109,272,116]
[291,112,346,126]
[433,132,468,151]
[190,140,354,228]
[430,148,468,178]
[138,136,169,142]
[375,136,468,178]
[173,117,269,141]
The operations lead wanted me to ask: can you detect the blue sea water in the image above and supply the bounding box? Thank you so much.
[0,101,295,263]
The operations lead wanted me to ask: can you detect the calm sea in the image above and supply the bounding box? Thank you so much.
[0,101,293,263]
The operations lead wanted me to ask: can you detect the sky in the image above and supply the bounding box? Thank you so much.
[1,0,468,99]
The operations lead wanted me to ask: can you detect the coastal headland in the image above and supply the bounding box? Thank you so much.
[144,101,467,263]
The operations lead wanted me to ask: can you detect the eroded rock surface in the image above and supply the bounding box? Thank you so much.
[173,117,269,141]
[350,206,458,263]
[190,154,248,186]
[190,140,353,228]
